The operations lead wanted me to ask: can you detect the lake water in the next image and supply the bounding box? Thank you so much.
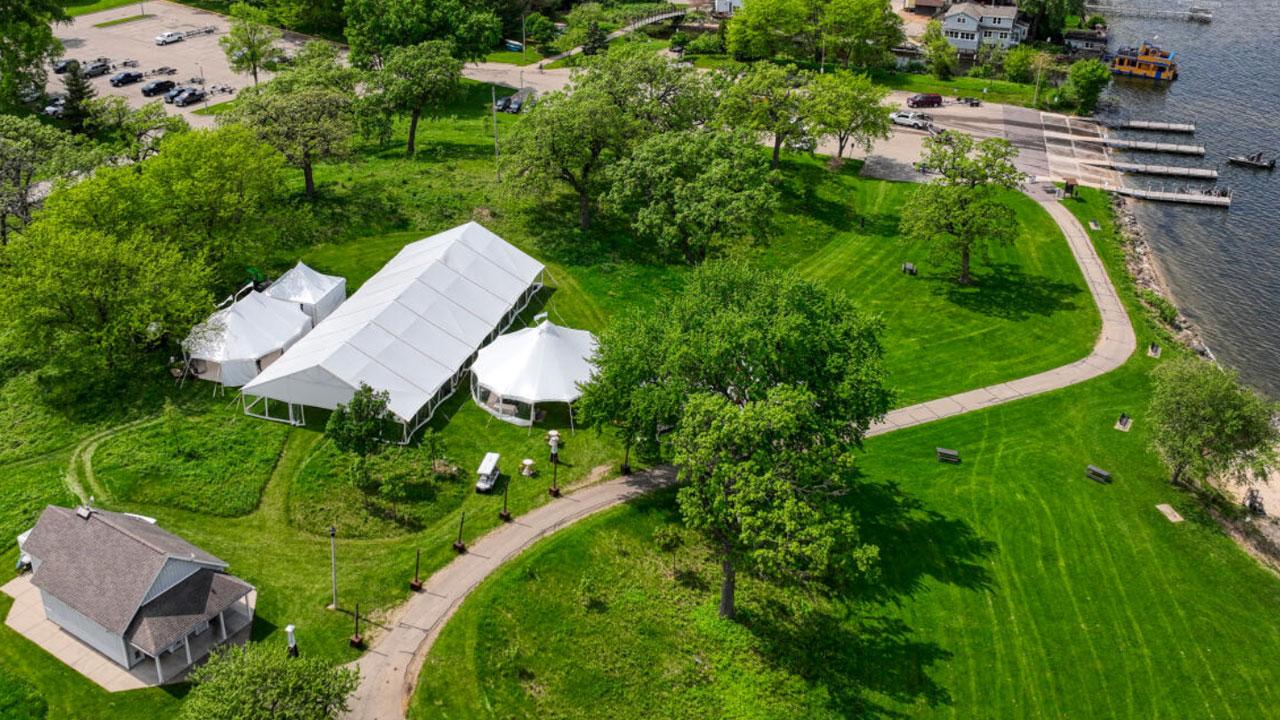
[1095,0,1280,397]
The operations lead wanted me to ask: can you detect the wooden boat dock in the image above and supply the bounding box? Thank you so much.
[1116,120,1196,134]
[1089,161,1218,179]
[1108,185,1231,207]
[1100,138,1206,155]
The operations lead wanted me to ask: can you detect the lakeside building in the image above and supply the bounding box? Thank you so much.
[941,2,1029,54]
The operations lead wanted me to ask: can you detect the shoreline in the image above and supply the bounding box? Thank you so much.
[1111,195,1215,360]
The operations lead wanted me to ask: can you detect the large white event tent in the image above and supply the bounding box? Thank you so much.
[241,222,545,442]
[265,262,346,324]
[183,290,313,387]
[470,319,597,428]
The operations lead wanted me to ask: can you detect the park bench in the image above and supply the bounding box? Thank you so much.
[936,447,960,464]
[1086,465,1112,484]
[902,262,917,276]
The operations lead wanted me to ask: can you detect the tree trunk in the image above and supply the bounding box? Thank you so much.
[303,160,316,198]
[1171,463,1187,487]
[718,554,736,619]
[252,66,259,85]
[407,108,421,155]
[578,191,592,229]
[959,246,972,285]
[771,136,782,169]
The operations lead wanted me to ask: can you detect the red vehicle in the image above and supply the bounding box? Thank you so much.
[907,93,943,108]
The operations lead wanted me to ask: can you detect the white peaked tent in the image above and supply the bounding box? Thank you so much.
[266,262,346,324]
[241,222,545,442]
[470,320,597,428]
[183,291,313,387]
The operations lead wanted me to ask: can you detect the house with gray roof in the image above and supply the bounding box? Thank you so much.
[942,2,1029,54]
[16,505,254,682]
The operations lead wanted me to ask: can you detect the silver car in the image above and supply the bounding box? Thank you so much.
[155,31,184,45]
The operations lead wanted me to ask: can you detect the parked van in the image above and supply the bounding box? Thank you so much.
[907,93,943,108]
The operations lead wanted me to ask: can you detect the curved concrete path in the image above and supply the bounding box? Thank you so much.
[343,195,1135,719]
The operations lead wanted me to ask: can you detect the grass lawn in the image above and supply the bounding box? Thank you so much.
[412,189,1280,719]
[0,79,1101,717]
[62,0,145,17]
[483,49,548,66]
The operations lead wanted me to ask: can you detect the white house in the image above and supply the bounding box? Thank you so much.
[17,505,255,683]
[942,3,1028,54]
[713,0,743,15]
[1064,28,1108,55]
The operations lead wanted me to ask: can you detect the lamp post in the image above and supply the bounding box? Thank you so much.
[327,526,337,610]
[453,512,467,553]
[409,549,423,591]
[500,480,513,522]
[285,624,298,657]
[349,603,364,648]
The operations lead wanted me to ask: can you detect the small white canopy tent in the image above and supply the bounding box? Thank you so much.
[265,262,346,324]
[183,291,313,387]
[470,319,597,428]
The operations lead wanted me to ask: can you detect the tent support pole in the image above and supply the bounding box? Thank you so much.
[528,402,535,435]
[569,403,575,434]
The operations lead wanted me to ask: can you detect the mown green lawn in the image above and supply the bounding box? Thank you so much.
[62,0,145,17]
[483,49,548,66]
[0,80,1100,718]
[412,189,1280,719]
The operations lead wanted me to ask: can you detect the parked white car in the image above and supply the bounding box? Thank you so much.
[155,31,184,45]
[890,111,932,130]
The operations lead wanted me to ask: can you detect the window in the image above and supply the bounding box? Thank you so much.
[1000,32,1008,39]
[983,31,992,38]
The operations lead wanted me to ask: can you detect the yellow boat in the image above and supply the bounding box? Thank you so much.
[1109,42,1179,81]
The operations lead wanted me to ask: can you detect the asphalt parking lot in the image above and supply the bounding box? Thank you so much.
[48,0,310,127]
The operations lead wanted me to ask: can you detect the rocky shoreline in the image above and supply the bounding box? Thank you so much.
[1112,195,1215,360]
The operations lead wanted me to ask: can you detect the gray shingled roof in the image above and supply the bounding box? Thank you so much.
[126,569,253,656]
[946,2,1020,19]
[23,506,227,635]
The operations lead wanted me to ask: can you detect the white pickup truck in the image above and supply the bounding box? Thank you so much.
[476,452,500,493]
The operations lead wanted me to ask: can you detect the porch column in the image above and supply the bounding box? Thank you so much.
[154,654,164,684]
[219,610,227,641]
[183,635,192,666]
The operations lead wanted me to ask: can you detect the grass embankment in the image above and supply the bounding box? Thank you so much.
[62,0,144,17]
[0,81,1097,717]
[92,13,152,27]
[413,189,1280,718]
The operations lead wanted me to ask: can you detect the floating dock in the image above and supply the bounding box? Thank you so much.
[1116,120,1196,134]
[1110,185,1231,207]
[1100,138,1206,155]
[1091,161,1218,179]
[1084,3,1212,22]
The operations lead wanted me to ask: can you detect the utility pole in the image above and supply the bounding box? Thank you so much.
[327,526,337,610]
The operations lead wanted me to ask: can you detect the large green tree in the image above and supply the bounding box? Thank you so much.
[220,2,284,86]
[572,46,717,132]
[580,259,893,469]
[605,129,778,263]
[343,0,500,68]
[674,386,880,618]
[181,642,358,720]
[899,132,1024,284]
[717,63,811,168]
[0,116,91,243]
[725,0,808,60]
[0,223,211,381]
[327,383,392,459]
[374,40,462,155]
[502,86,628,229]
[0,0,65,108]
[921,19,958,80]
[61,64,96,133]
[802,69,892,160]
[1067,58,1111,114]
[1149,357,1278,490]
[820,0,904,68]
[1018,0,1084,41]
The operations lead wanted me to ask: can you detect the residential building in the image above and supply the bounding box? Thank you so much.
[17,505,254,683]
[1065,27,1108,54]
[713,0,743,15]
[942,3,1028,54]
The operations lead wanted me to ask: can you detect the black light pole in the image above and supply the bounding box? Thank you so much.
[453,512,467,553]
[409,549,423,591]
[349,603,364,648]
[500,480,513,522]
[549,454,560,497]
[327,526,337,610]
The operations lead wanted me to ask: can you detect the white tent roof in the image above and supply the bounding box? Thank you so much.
[183,291,312,364]
[266,262,344,306]
[472,321,597,405]
[242,222,545,423]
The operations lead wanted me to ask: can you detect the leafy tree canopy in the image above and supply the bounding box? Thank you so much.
[327,383,392,458]
[86,97,189,166]
[820,0,904,68]
[182,642,358,720]
[726,0,808,61]
[0,116,94,243]
[1148,357,1278,489]
[802,69,892,160]
[344,0,500,68]
[373,40,462,155]
[0,0,65,108]
[606,128,779,263]
[1067,58,1111,114]
[572,45,717,132]
[717,62,812,168]
[922,20,958,80]
[220,2,285,86]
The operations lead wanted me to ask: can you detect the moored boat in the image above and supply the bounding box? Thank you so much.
[1227,153,1276,170]
[1109,42,1179,81]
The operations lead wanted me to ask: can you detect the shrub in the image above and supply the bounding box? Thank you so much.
[686,32,724,55]
[1140,289,1179,327]
[653,525,683,551]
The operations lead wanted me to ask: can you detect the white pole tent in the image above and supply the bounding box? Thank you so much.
[241,222,545,441]
[470,319,598,429]
[265,261,347,324]
[182,290,314,388]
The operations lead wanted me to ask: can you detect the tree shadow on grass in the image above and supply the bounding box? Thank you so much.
[923,262,1083,321]
[742,601,953,719]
